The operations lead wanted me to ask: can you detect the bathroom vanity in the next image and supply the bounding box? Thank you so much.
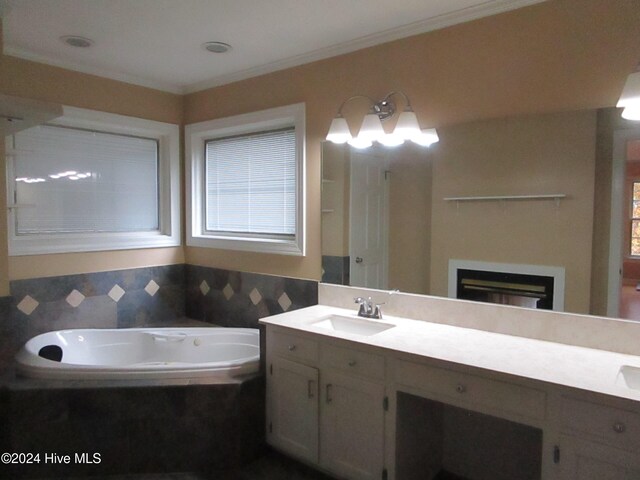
[260,286,640,480]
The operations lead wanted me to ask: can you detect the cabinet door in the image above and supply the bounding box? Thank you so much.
[320,369,386,480]
[559,436,640,480]
[268,357,319,463]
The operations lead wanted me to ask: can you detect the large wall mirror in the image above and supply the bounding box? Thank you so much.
[321,108,640,319]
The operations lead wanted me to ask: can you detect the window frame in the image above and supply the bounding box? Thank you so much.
[6,106,181,255]
[630,179,640,258]
[185,103,306,256]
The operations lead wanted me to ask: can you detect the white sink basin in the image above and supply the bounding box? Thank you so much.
[312,315,395,336]
[617,365,640,390]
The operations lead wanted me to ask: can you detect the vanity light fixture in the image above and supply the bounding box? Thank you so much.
[617,70,640,121]
[326,91,439,148]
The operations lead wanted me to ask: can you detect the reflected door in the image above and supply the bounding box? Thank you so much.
[349,149,389,289]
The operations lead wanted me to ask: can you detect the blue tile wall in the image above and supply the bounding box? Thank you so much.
[0,295,17,374]
[186,265,318,328]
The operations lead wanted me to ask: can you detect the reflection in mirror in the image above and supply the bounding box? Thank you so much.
[321,108,640,317]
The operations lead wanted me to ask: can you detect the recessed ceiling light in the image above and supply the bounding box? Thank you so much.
[60,35,94,48]
[203,41,231,54]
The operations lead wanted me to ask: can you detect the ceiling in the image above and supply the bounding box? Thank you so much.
[0,0,545,94]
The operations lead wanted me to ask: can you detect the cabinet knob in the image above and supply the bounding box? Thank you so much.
[613,422,626,434]
[348,360,357,367]
[456,384,466,394]
[288,344,296,351]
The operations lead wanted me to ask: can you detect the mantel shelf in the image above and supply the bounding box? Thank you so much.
[444,194,567,202]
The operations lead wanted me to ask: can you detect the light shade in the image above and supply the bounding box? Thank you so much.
[411,128,439,147]
[357,113,385,141]
[393,110,421,139]
[617,71,640,108]
[622,105,640,121]
[326,116,352,144]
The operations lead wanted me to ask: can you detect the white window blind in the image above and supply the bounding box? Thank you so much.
[13,124,159,234]
[205,128,296,236]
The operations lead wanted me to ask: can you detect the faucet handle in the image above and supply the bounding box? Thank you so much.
[354,296,365,304]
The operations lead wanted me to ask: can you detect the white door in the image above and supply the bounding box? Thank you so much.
[349,148,389,289]
[267,357,319,463]
[320,370,386,480]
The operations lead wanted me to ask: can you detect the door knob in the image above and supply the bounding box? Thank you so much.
[355,257,363,264]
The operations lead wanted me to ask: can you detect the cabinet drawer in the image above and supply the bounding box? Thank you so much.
[394,359,546,421]
[321,344,385,380]
[271,330,318,364]
[561,397,640,452]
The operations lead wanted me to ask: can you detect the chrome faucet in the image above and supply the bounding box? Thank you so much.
[354,296,383,319]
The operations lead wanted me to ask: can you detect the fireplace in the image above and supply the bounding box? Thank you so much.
[448,260,565,311]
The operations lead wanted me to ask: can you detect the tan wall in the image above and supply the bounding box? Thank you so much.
[0,25,185,290]
[1,0,640,292]
[183,0,640,282]
[429,110,597,314]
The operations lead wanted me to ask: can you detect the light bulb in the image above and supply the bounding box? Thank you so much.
[622,105,640,121]
[348,136,373,149]
[378,134,405,147]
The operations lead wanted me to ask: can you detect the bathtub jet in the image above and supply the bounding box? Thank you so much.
[15,328,260,380]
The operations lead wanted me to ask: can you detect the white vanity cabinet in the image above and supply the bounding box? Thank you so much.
[558,436,640,480]
[261,306,640,480]
[266,327,388,480]
[269,356,319,463]
[557,396,640,480]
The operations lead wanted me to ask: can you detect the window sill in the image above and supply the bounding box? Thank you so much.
[9,231,180,256]
[186,234,304,256]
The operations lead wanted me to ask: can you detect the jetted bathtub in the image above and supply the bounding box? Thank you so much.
[15,327,260,380]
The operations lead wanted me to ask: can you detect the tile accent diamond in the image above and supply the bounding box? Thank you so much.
[108,284,125,302]
[278,292,292,311]
[249,288,262,305]
[144,280,160,297]
[66,289,85,308]
[222,283,234,300]
[199,280,210,296]
[17,295,39,315]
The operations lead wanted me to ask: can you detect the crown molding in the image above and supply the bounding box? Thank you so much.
[184,0,547,94]
[3,46,184,95]
[3,0,546,96]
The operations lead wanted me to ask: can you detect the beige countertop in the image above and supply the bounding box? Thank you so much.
[260,305,640,403]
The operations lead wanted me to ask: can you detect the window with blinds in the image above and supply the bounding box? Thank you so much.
[204,128,295,237]
[186,103,305,256]
[13,125,159,235]
[6,106,180,256]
